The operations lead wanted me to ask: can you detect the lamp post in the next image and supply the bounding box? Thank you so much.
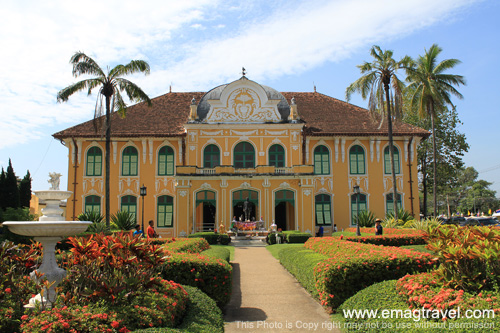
[140,184,147,233]
[353,185,361,236]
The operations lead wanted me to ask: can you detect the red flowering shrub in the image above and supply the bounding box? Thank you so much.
[425,225,500,291]
[21,279,188,333]
[0,241,41,332]
[346,227,422,235]
[345,228,426,246]
[397,271,500,318]
[305,237,437,311]
[163,237,210,253]
[159,252,232,307]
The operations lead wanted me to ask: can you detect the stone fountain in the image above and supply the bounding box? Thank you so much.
[3,173,91,308]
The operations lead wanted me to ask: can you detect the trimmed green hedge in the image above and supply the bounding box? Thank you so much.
[188,232,231,245]
[304,237,438,311]
[202,246,231,263]
[163,238,210,253]
[278,247,328,297]
[345,234,426,247]
[159,253,232,307]
[285,232,312,243]
[266,233,285,245]
[132,285,224,333]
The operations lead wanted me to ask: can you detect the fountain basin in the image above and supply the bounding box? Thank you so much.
[3,221,91,237]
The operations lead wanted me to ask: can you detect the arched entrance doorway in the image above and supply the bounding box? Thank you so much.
[232,189,258,221]
[195,190,216,232]
[275,190,295,231]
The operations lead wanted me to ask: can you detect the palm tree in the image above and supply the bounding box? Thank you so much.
[405,44,465,217]
[346,45,410,220]
[57,52,152,226]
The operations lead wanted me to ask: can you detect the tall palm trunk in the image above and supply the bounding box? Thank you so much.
[430,102,437,216]
[105,95,111,227]
[384,83,399,220]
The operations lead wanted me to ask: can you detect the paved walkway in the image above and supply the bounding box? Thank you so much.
[224,245,341,333]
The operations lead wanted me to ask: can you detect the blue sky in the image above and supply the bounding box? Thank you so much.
[0,0,498,199]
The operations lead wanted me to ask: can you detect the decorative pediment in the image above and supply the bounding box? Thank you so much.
[205,79,283,123]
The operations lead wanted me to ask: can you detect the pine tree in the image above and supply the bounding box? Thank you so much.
[4,159,20,209]
[19,170,32,208]
[0,168,6,210]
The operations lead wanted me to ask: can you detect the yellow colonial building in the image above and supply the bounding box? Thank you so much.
[53,76,428,237]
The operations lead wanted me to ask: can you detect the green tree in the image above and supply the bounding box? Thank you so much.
[454,167,499,214]
[346,45,410,219]
[405,44,465,217]
[57,52,152,226]
[404,99,469,216]
[19,170,32,208]
[4,159,20,209]
[0,168,6,210]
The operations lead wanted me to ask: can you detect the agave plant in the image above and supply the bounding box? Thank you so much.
[77,210,104,224]
[111,210,136,231]
[409,218,441,232]
[86,221,110,233]
[386,208,415,223]
[382,217,400,228]
[357,210,377,227]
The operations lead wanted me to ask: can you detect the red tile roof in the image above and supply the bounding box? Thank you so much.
[53,91,429,140]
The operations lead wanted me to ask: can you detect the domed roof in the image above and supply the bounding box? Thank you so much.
[196,77,291,122]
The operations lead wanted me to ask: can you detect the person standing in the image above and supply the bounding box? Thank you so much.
[147,220,158,239]
[375,219,383,235]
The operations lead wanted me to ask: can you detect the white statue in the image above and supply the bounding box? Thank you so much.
[48,172,62,190]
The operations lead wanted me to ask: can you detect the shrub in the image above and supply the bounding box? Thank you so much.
[1,208,36,244]
[356,210,377,227]
[386,208,415,223]
[202,246,231,263]
[187,232,230,245]
[304,237,437,310]
[22,279,188,332]
[283,231,312,243]
[159,253,232,307]
[407,217,440,232]
[266,233,285,245]
[0,241,40,332]
[425,225,500,291]
[58,234,169,306]
[163,238,210,253]
[339,280,413,329]
[346,227,420,235]
[278,247,328,297]
[345,234,426,247]
[172,285,224,333]
[110,210,136,231]
[76,210,104,224]
[382,217,403,228]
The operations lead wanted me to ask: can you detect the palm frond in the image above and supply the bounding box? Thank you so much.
[57,78,101,102]
[115,78,152,106]
[110,60,151,78]
[70,52,105,78]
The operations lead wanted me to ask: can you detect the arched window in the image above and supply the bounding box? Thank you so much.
[315,194,332,225]
[122,146,138,176]
[269,144,285,167]
[350,193,367,225]
[234,142,255,168]
[203,144,220,168]
[86,146,102,176]
[84,195,101,213]
[349,145,365,175]
[314,145,330,175]
[158,146,174,176]
[386,193,402,215]
[120,195,137,219]
[384,146,400,174]
[157,195,174,228]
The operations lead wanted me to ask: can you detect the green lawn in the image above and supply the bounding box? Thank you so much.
[266,243,304,259]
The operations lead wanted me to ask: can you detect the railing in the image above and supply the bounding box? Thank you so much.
[275,167,294,174]
[196,168,216,175]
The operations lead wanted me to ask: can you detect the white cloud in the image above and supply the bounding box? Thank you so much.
[0,0,481,150]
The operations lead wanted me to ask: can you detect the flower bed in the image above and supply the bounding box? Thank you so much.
[159,252,232,307]
[346,227,424,235]
[304,237,437,311]
[397,271,500,319]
